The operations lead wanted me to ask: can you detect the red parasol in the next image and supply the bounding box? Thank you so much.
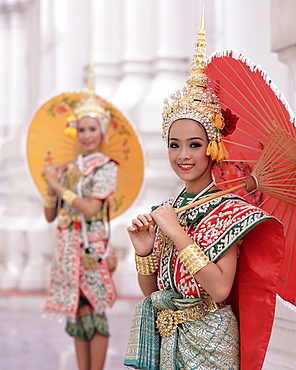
[206,50,296,308]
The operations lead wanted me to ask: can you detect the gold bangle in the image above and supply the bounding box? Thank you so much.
[62,189,78,205]
[178,243,209,276]
[44,194,58,208]
[135,251,158,275]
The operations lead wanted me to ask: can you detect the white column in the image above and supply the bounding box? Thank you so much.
[39,0,56,100]
[0,10,9,136]
[0,229,8,289]
[24,0,41,119]
[20,219,57,291]
[138,0,199,134]
[111,0,156,111]
[6,3,28,135]
[270,0,296,113]
[111,0,201,297]
[137,0,200,203]
[0,227,27,290]
[40,0,87,98]
[90,0,123,99]
[54,0,92,93]
[263,298,296,369]
[99,0,158,297]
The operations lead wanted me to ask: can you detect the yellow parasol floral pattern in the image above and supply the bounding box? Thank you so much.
[26,92,144,220]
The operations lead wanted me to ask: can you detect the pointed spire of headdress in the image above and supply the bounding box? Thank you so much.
[73,58,111,139]
[187,5,208,98]
[190,5,206,78]
[161,6,229,161]
[88,57,96,93]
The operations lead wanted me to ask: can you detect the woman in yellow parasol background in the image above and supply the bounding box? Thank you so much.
[28,62,144,370]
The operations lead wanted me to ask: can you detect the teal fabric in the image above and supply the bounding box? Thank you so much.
[124,290,239,370]
[124,295,160,370]
[65,298,109,340]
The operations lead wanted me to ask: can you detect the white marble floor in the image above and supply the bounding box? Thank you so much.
[0,293,138,370]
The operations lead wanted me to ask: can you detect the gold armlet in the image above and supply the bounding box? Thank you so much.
[62,189,78,206]
[44,194,58,208]
[178,243,210,276]
[135,251,158,275]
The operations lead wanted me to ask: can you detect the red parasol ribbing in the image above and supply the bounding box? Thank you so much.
[207,50,296,308]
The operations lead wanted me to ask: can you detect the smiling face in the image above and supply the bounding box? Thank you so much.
[77,116,102,155]
[168,119,213,193]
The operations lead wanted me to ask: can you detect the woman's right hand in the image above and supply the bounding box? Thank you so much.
[127,213,156,256]
[42,163,62,191]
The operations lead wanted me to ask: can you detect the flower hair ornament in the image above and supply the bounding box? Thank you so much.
[64,61,111,141]
[162,8,238,162]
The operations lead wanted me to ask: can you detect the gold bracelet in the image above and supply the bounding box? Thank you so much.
[135,251,158,275]
[62,189,78,205]
[44,194,58,208]
[178,243,209,276]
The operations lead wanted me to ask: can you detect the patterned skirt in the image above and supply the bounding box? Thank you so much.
[174,306,239,369]
[65,297,109,341]
[125,291,239,370]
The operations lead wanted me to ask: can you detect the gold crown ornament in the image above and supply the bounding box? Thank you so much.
[161,7,229,162]
[64,61,111,140]
[65,114,78,138]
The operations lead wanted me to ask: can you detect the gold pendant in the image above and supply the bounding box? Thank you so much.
[82,254,98,270]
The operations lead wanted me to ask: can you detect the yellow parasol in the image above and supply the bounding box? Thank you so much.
[26,92,144,220]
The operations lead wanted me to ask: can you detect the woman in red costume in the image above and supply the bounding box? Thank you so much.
[42,78,117,370]
[124,15,284,370]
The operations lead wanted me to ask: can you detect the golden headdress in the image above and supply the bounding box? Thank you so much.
[65,61,111,140]
[161,7,229,162]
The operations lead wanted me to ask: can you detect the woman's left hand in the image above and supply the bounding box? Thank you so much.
[150,204,183,239]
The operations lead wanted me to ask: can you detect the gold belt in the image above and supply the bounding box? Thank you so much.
[58,213,102,228]
[156,297,226,337]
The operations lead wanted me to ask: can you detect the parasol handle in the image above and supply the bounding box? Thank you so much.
[42,150,53,183]
[134,176,257,232]
[175,183,247,214]
[44,150,53,166]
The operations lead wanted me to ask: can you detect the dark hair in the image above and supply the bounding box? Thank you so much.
[167,119,209,147]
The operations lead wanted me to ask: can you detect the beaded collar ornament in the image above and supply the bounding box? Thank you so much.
[65,61,111,140]
[161,8,229,162]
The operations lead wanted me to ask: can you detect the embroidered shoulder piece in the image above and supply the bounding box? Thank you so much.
[63,153,112,176]
[83,153,113,177]
[192,196,277,262]
[151,191,235,223]
[185,192,243,224]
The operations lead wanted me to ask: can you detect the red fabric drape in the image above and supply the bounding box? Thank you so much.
[227,219,285,370]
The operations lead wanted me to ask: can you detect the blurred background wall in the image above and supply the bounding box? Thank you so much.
[0,0,295,368]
